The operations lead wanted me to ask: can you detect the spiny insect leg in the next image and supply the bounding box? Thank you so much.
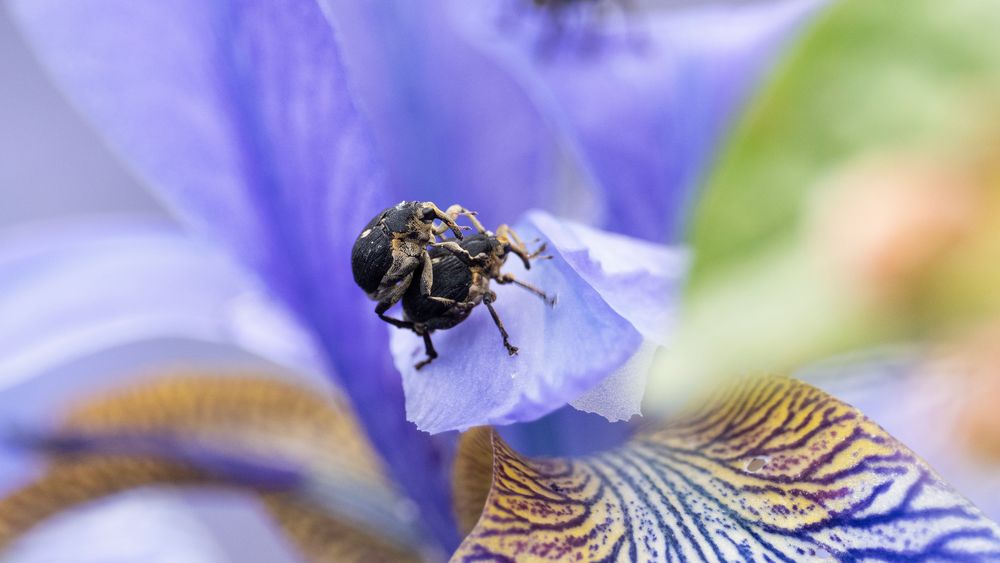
[428,203,467,239]
[415,331,438,370]
[444,204,487,234]
[484,292,518,356]
[375,300,415,330]
[427,295,477,311]
[419,251,434,296]
[497,273,556,307]
[431,241,487,265]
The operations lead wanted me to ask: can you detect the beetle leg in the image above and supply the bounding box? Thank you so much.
[496,224,525,246]
[374,300,415,330]
[432,222,469,236]
[382,252,422,290]
[496,224,533,270]
[427,296,477,311]
[483,291,518,356]
[419,251,434,296]
[527,242,550,260]
[431,241,488,265]
[372,269,420,329]
[415,331,438,370]
[496,273,556,307]
[444,204,488,234]
[372,269,413,303]
[427,203,466,240]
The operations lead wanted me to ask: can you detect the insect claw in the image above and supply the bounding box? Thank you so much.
[506,344,519,356]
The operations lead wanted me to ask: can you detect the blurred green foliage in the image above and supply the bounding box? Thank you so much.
[688,0,1000,290]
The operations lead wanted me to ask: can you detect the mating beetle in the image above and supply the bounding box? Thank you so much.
[401,218,555,370]
[351,201,477,327]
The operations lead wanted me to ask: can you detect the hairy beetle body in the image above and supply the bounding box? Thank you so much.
[401,228,554,369]
[351,210,396,294]
[350,201,475,329]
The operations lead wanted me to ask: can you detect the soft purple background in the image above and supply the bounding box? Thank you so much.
[0,10,163,226]
[1,12,303,560]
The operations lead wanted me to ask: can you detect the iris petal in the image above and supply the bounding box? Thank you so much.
[320,2,592,229]
[5,491,298,563]
[10,0,457,547]
[803,354,1000,522]
[0,374,423,561]
[449,0,826,241]
[0,219,319,387]
[391,212,681,432]
[453,377,1000,561]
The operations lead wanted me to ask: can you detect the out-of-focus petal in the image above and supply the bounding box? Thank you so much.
[5,490,299,563]
[0,374,424,561]
[391,211,681,432]
[10,0,457,547]
[0,218,320,387]
[453,377,1000,561]
[320,2,597,230]
[449,0,825,241]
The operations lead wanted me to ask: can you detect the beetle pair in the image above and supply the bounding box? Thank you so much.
[351,201,554,369]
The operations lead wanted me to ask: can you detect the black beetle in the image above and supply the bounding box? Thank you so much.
[400,221,554,370]
[351,201,477,327]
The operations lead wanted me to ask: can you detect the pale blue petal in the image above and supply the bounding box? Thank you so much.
[0,219,324,497]
[391,211,681,432]
[0,218,320,387]
[450,0,825,241]
[10,0,457,547]
[6,490,298,563]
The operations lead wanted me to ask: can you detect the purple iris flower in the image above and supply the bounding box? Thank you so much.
[5,0,820,554]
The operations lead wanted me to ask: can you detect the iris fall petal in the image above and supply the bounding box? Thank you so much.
[453,377,1000,561]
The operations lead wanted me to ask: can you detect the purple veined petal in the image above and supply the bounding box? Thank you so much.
[0,217,323,387]
[448,0,826,242]
[10,0,458,548]
[319,2,603,229]
[391,211,682,432]
[454,377,1000,561]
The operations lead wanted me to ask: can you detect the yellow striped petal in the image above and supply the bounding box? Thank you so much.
[453,377,1000,561]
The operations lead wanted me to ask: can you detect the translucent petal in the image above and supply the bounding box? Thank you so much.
[391,212,681,432]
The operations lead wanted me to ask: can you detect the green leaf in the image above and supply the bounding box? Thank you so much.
[688,0,1000,289]
[452,377,1000,561]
